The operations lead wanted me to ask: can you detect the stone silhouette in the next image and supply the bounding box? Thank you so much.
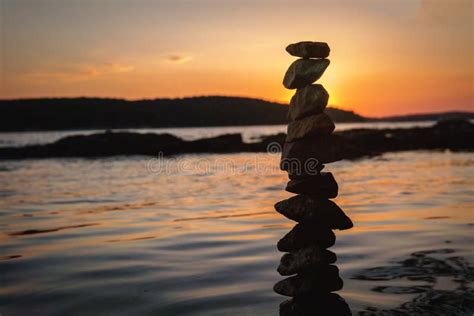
[275,41,353,315]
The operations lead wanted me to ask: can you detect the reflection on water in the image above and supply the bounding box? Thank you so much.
[0,151,473,315]
[353,248,474,315]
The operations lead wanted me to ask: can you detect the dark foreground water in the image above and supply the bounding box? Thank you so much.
[1,151,473,315]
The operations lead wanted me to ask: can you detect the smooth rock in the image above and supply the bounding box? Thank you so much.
[288,84,329,121]
[286,113,335,142]
[280,135,350,173]
[274,265,343,296]
[288,164,325,180]
[285,172,338,198]
[277,223,335,252]
[283,59,330,89]
[279,293,351,316]
[278,246,337,276]
[274,195,353,230]
[285,41,330,59]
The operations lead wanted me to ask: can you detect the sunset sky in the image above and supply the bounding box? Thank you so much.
[1,0,472,116]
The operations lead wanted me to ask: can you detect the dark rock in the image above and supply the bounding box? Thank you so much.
[274,265,343,296]
[278,246,337,276]
[0,133,244,159]
[283,59,330,89]
[2,121,473,160]
[288,84,329,121]
[280,135,366,173]
[277,223,336,252]
[286,113,335,142]
[285,173,338,198]
[275,195,353,230]
[434,118,473,130]
[280,293,351,316]
[285,41,330,59]
[288,164,325,180]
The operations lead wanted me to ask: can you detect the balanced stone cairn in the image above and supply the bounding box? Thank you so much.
[274,41,353,315]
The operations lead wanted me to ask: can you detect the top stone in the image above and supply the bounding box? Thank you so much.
[286,41,330,59]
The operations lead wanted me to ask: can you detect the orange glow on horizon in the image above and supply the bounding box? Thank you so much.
[1,0,472,117]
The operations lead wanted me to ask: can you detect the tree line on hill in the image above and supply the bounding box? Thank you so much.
[0,96,471,132]
[0,96,364,131]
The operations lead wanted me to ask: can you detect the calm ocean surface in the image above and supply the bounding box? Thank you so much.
[0,124,473,315]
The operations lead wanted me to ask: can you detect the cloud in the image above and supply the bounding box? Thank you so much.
[417,0,473,25]
[164,53,193,64]
[82,63,135,76]
[20,62,135,83]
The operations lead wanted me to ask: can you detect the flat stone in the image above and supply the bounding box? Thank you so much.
[283,59,330,89]
[288,84,329,121]
[286,113,335,142]
[274,265,343,296]
[285,172,338,198]
[288,164,325,180]
[277,223,335,252]
[280,135,347,174]
[278,246,337,276]
[280,293,351,316]
[275,195,353,230]
[286,41,330,59]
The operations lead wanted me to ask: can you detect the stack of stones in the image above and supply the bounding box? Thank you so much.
[274,41,353,315]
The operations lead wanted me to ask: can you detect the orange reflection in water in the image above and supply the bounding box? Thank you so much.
[0,151,473,314]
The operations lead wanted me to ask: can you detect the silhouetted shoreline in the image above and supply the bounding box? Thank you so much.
[1,97,473,132]
[0,97,364,131]
[0,120,472,160]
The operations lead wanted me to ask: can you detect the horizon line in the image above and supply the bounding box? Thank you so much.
[0,94,472,119]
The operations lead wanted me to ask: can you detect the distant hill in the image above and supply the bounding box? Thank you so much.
[0,96,365,132]
[376,111,474,122]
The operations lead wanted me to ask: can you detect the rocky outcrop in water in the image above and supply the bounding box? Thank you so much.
[275,41,353,315]
[0,120,473,160]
